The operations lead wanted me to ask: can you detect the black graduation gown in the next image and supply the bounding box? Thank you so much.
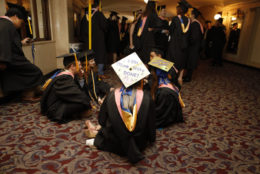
[167,16,190,70]
[94,90,156,163]
[155,87,183,128]
[40,74,91,123]
[133,13,163,64]
[0,18,43,94]
[227,28,240,53]
[154,18,169,56]
[106,20,120,53]
[210,26,226,64]
[80,11,108,64]
[187,21,203,70]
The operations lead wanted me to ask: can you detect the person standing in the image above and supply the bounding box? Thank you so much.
[167,0,191,85]
[133,0,162,64]
[211,18,226,66]
[184,8,204,82]
[0,4,43,101]
[79,0,108,79]
[106,11,120,63]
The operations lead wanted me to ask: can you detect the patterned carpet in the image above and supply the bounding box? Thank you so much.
[0,60,260,174]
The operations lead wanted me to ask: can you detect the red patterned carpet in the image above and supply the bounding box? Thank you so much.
[0,60,260,174]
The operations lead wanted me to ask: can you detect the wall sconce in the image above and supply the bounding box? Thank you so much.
[231,17,237,21]
[144,0,148,3]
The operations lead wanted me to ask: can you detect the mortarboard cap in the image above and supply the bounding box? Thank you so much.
[178,0,192,14]
[6,3,28,21]
[57,52,81,67]
[79,50,95,62]
[112,52,150,88]
[110,11,118,17]
[148,57,174,72]
[122,16,128,21]
[161,5,166,9]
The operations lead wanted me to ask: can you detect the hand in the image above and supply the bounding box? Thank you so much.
[0,63,7,71]
[148,28,153,32]
[162,30,169,34]
[110,87,115,92]
[21,37,31,45]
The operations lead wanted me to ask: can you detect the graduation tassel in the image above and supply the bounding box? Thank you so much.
[88,0,92,50]
[99,0,102,12]
[27,17,32,35]
[179,93,185,108]
[73,53,79,72]
[140,79,144,89]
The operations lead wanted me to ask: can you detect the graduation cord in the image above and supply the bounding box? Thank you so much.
[91,70,98,100]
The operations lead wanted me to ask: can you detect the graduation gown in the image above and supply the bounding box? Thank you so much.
[40,74,91,123]
[106,20,120,53]
[80,11,108,64]
[210,26,226,64]
[167,16,190,70]
[154,18,169,55]
[133,13,163,64]
[0,18,43,94]
[94,89,156,163]
[155,86,183,128]
[187,21,203,70]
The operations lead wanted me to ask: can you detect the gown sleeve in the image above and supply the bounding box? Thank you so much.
[0,21,13,64]
[54,76,90,106]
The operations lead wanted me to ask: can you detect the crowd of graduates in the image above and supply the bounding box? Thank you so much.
[0,0,227,164]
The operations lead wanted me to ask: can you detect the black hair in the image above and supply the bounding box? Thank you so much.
[192,8,201,18]
[218,18,223,24]
[151,48,163,57]
[143,1,157,17]
[205,20,212,24]
[5,7,27,21]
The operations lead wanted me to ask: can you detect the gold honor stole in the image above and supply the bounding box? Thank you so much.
[115,88,143,132]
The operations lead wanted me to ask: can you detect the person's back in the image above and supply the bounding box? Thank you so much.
[0,4,43,101]
[94,86,155,163]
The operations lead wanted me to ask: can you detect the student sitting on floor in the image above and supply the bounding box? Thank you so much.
[76,50,112,106]
[85,53,156,164]
[40,52,91,124]
[148,48,184,128]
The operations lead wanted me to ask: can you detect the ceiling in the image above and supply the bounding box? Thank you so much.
[101,0,257,17]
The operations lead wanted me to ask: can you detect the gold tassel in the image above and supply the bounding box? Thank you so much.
[41,78,52,91]
[73,53,79,72]
[179,93,185,108]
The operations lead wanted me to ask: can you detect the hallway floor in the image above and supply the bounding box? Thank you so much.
[0,60,260,173]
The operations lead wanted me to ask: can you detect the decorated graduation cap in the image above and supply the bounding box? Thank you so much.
[112,52,150,88]
[177,0,192,14]
[6,3,28,21]
[148,57,174,72]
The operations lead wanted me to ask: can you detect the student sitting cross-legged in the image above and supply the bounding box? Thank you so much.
[40,52,91,124]
[85,53,156,164]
